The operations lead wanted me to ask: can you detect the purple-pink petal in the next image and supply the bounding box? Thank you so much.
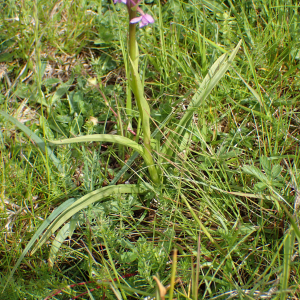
[140,14,154,27]
[130,14,154,27]
[114,0,127,4]
[130,16,143,24]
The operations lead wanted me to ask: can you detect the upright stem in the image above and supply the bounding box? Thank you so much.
[125,4,136,130]
[127,2,159,185]
[128,9,137,67]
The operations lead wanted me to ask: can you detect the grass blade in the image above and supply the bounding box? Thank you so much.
[0,111,63,171]
[3,198,77,292]
[281,230,295,299]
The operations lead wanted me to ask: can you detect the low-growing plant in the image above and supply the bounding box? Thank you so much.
[2,0,243,294]
[2,0,300,299]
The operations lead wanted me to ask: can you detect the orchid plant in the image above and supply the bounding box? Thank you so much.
[120,0,159,184]
[4,0,242,288]
[55,0,160,185]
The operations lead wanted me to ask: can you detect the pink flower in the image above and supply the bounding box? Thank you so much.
[114,0,141,4]
[130,14,154,28]
[113,0,154,28]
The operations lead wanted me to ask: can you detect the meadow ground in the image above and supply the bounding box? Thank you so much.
[1,0,300,299]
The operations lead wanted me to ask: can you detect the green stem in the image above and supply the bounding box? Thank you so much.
[127,3,159,185]
[124,5,136,139]
[128,15,138,68]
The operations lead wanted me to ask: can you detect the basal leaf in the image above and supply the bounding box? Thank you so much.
[48,223,70,267]
[3,198,76,291]
[31,184,147,254]
[50,134,144,157]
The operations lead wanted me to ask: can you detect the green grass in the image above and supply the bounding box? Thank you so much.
[1,0,300,299]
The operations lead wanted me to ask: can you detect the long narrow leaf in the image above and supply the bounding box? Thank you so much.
[50,134,144,157]
[3,198,76,291]
[49,223,70,267]
[181,40,242,130]
[281,230,295,298]
[129,57,159,184]
[31,184,147,254]
[163,40,242,156]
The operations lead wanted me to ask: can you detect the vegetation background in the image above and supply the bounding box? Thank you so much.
[1,0,300,299]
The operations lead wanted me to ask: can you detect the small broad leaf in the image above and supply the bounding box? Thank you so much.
[43,78,61,85]
[201,0,226,13]
[271,164,282,179]
[242,165,268,183]
[254,182,268,191]
[50,73,74,106]
[121,251,138,263]
[6,185,149,290]
[260,156,272,177]
[50,86,70,105]
[218,149,243,160]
